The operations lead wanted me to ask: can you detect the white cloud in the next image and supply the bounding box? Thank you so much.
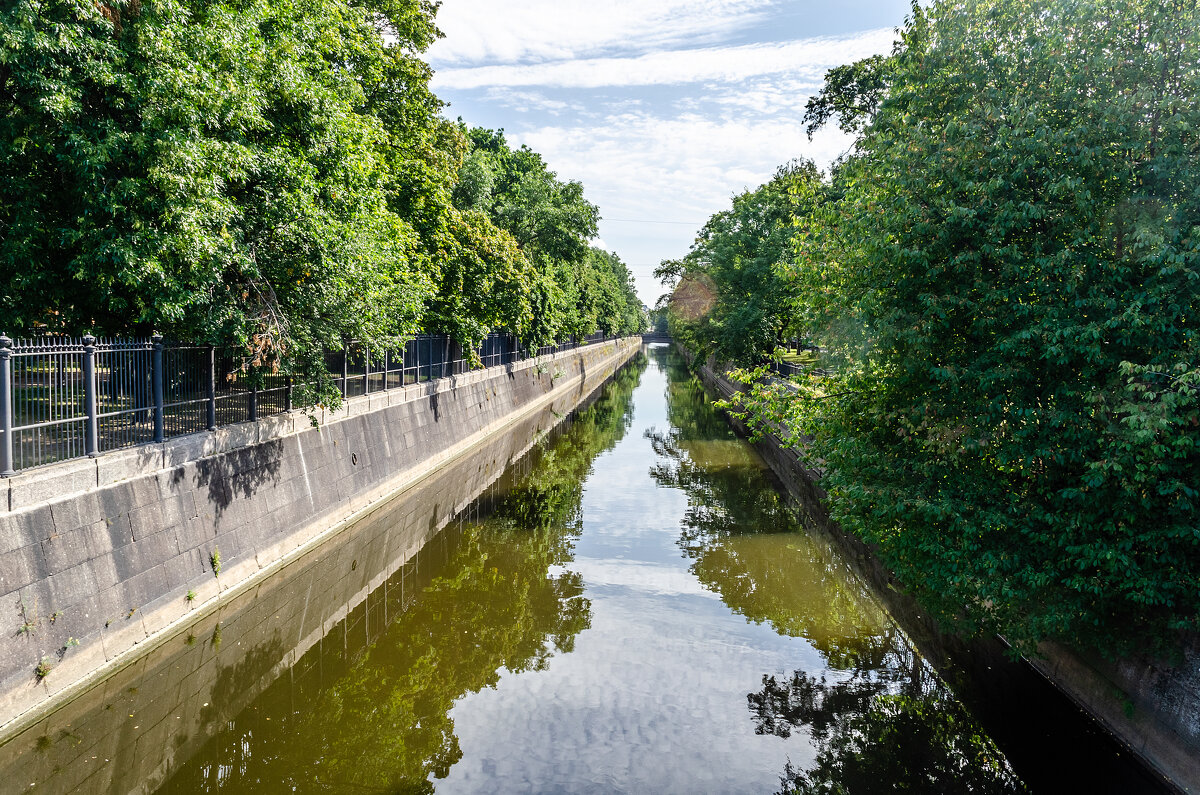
[427,2,905,304]
[482,88,582,114]
[433,28,895,90]
[553,559,717,597]
[705,76,828,115]
[429,0,777,65]
[508,113,853,303]
[515,113,853,219]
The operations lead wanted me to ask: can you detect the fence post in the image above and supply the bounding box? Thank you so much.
[285,376,293,412]
[207,346,217,430]
[249,381,258,422]
[0,336,12,477]
[151,334,165,442]
[363,342,370,395]
[341,343,349,399]
[83,335,98,457]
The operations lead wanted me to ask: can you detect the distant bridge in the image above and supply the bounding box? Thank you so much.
[640,332,672,343]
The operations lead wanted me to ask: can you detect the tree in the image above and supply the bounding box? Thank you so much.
[1,0,450,400]
[450,127,599,346]
[659,160,828,366]
[802,53,897,140]
[732,0,1200,655]
[1,3,634,403]
[450,127,645,343]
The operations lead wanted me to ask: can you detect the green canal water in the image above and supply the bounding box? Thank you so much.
[3,345,1167,793]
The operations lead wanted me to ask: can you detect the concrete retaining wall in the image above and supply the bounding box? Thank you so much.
[0,366,615,793]
[1028,639,1200,793]
[693,356,1199,794]
[0,338,641,732]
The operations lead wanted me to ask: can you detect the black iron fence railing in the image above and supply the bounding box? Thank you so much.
[0,330,614,475]
[767,358,834,379]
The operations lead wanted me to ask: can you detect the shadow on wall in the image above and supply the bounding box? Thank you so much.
[174,439,284,518]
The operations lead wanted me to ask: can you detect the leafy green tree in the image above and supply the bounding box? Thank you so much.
[451,127,647,343]
[581,247,645,337]
[649,307,669,334]
[802,53,896,140]
[463,128,597,271]
[730,0,1200,654]
[1,0,448,399]
[451,127,598,345]
[1,4,635,400]
[658,160,828,366]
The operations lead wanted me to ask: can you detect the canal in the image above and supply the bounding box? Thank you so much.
[0,344,1169,793]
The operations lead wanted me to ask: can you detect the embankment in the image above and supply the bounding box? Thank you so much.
[692,356,1199,794]
[0,337,640,734]
[0,361,632,793]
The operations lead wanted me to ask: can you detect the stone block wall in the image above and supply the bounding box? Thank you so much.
[0,338,640,732]
[0,373,587,793]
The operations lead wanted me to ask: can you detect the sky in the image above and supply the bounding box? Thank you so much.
[427,1,914,306]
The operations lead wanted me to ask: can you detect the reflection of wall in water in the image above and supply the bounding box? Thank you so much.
[0,359,642,795]
[0,339,640,737]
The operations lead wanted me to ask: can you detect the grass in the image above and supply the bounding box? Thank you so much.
[778,348,819,367]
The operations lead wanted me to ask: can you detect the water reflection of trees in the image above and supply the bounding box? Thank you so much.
[646,348,1026,794]
[158,356,646,794]
[495,357,641,531]
[751,654,1027,794]
[646,347,893,669]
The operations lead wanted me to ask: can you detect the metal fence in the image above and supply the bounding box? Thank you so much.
[767,347,833,380]
[768,360,814,378]
[0,330,614,475]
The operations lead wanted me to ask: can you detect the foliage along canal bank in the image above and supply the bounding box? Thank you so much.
[685,347,1199,793]
[0,337,640,737]
[653,0,1198,789]
[658,0,1199,664]
[2,0,646,408]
